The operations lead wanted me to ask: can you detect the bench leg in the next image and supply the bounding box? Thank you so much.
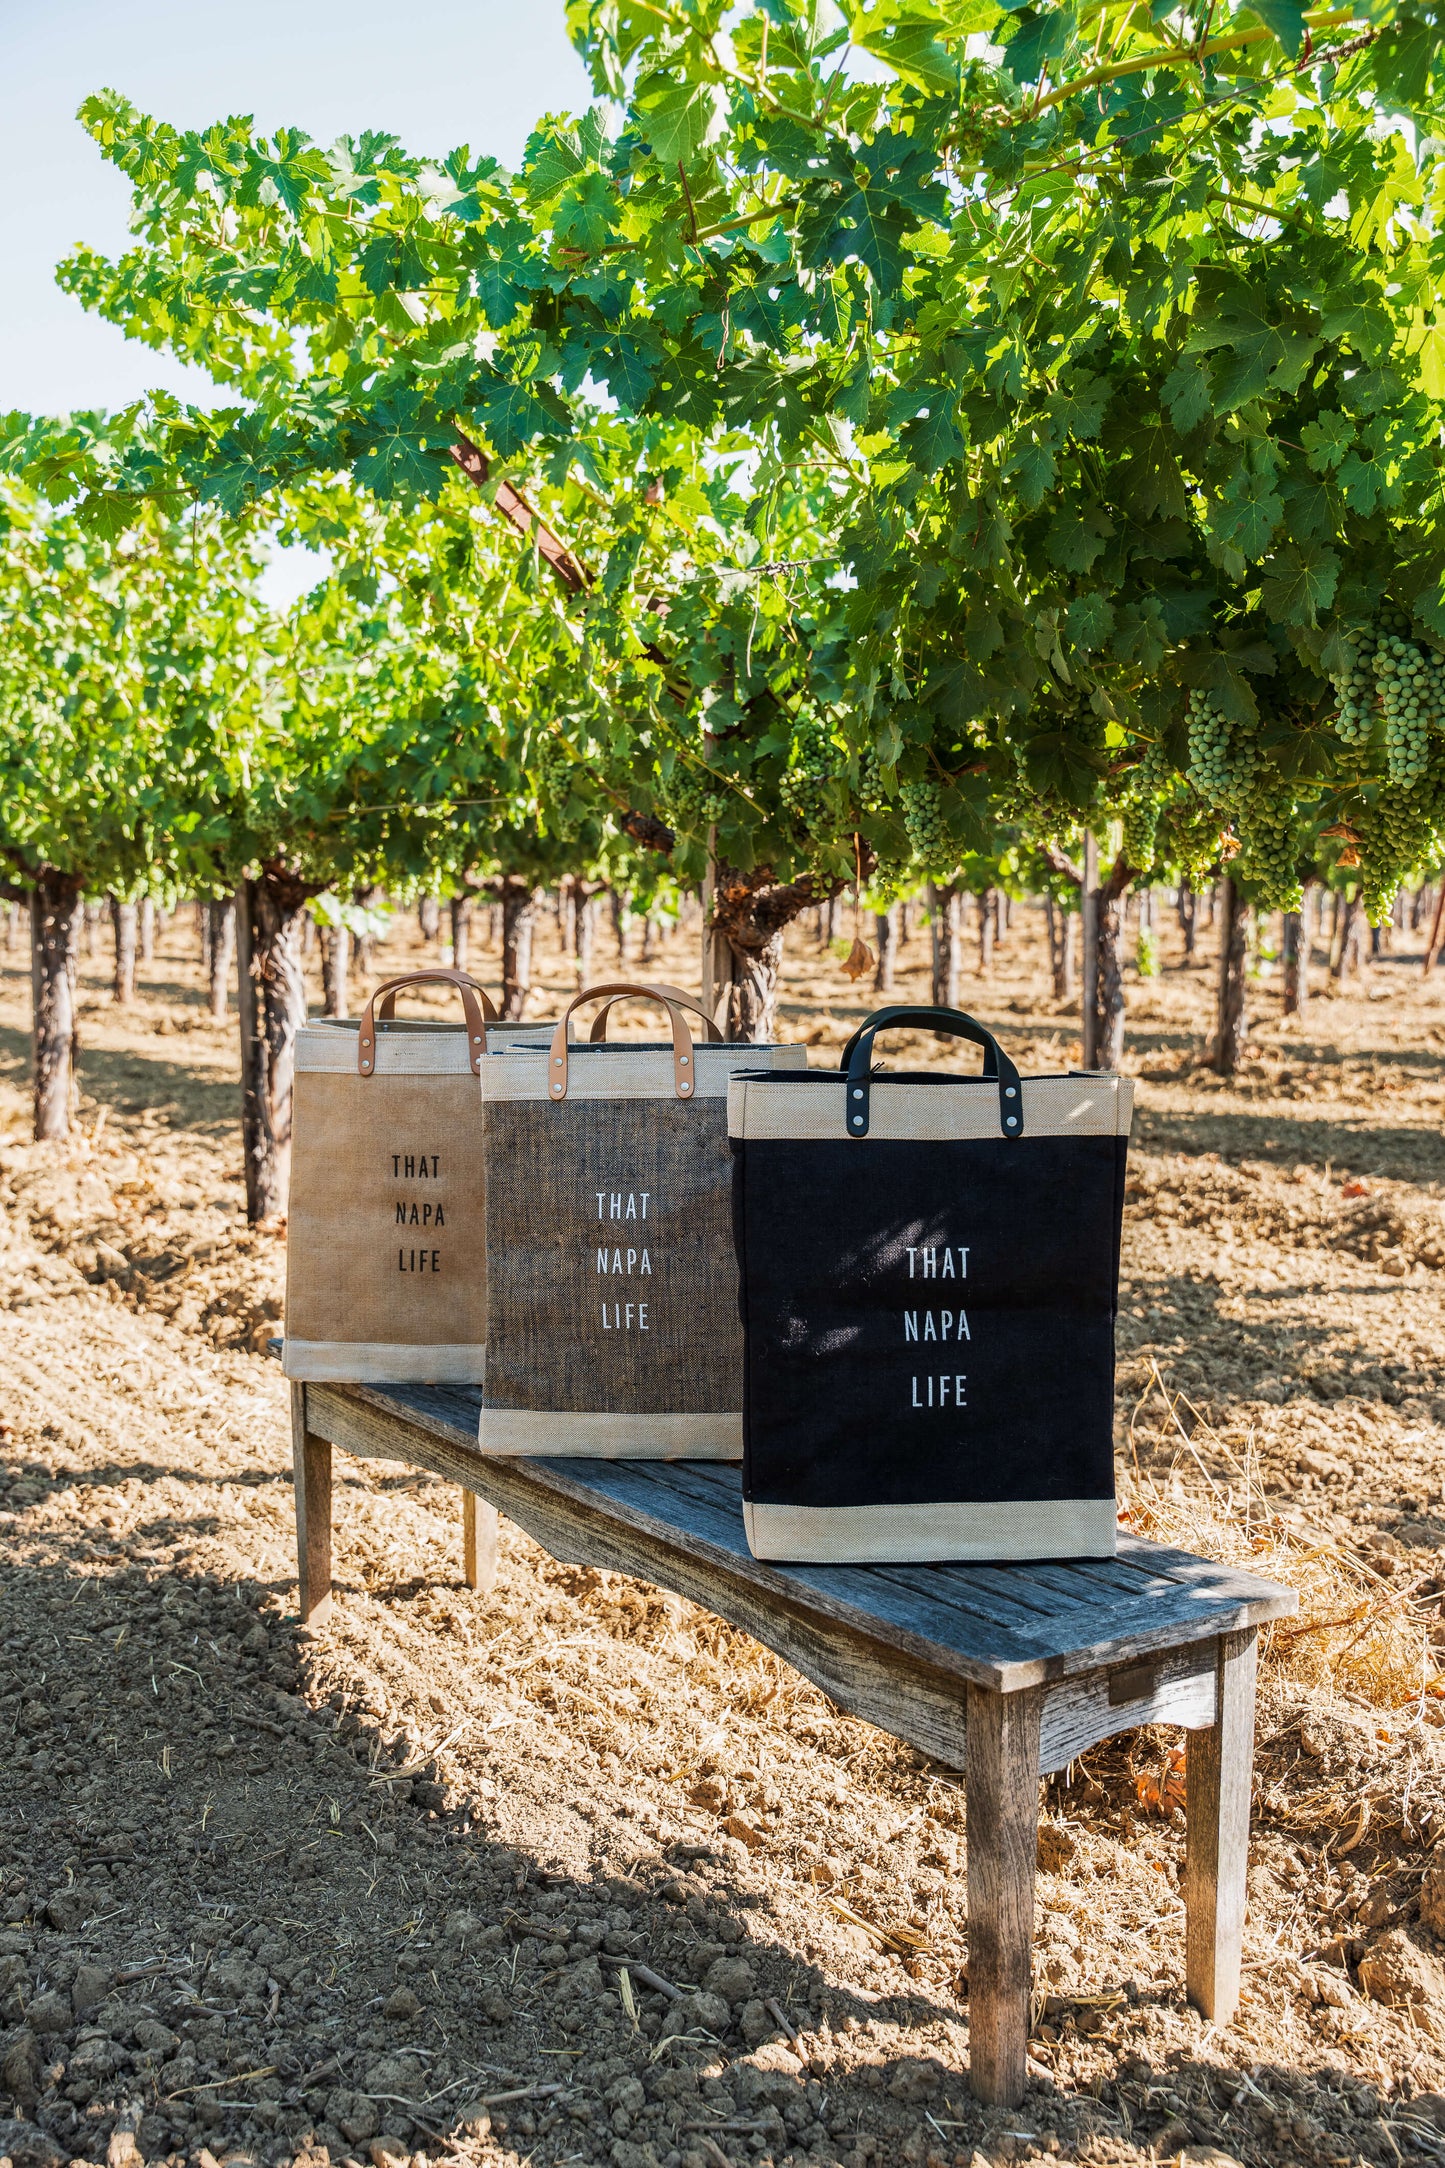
[1185,1626,1257,2025]
[461,1488,499,1594]
[290,1384,333,1626]
[965,1682,1042,2108]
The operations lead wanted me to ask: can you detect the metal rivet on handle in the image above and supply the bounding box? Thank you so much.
[1005,1085,1017,1098]
[1006,1116,1018,1127]
[680,1055,689,1065]
[852,1115,864,1128]
[852,1088,863,1099]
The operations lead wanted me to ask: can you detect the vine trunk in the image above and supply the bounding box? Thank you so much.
[32,870,82,1142]
[238,863,312,1225]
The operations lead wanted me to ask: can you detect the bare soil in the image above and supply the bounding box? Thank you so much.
[2,896,1444,2168]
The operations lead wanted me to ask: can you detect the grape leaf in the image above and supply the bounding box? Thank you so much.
[1260,541,1340,627]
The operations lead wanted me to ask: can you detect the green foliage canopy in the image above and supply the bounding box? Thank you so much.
[9,0,1445,909]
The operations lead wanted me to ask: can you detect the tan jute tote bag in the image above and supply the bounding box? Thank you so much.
[283,968,551,1383]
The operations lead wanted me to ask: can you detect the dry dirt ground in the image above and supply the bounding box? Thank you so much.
[2,898,1445,2168]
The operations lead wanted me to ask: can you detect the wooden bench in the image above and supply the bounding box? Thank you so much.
[288,1378,1296,2110]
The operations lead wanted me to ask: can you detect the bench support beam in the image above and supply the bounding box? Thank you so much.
[462,1488,500,1594]
[965,1682,1042,2108]
[290,1384,333,1626]
[1185,1626,1257,2026]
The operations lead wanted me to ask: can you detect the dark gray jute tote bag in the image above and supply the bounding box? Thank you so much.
[478,982,808,1457]
[284,969,552,1384]
[729,1004,1134,1562]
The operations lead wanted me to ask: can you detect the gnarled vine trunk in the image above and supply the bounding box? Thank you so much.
[873,905,897,994]
[321,922,350,1019]
[111,898,137,1005]
[574,886,595,988]
[450,897,472,977]
[928,882,962,1007]
[32,871,82,1141]
[977,886,995,976]
[1045,837,1135,1071]
[500,879,539,1020]
[1096,886,1128,1071]
[1214,877,1250,1077]
[207,899,236,1021]
[706,862,838,1041]
[1282,902,1309,1018]
[1044,896,1076,1001]
[237,863,311,1225]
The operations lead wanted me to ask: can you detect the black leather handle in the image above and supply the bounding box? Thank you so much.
[841,1005,1024,1140]
[839,1006,999,1078]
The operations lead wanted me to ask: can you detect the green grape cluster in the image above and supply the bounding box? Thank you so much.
[867,855,910,904]
[1120,738,1170,876]
[657,760,729,837]
[856,747,893,815]
[778,715,840,835]
[1186,689,1257,805]
[1161,796,1226,887]
[900,778,950,871]
[531,732,586,838]
[1329,625,1379,746]
[1236,795,1303,914]
[1352,781,1445,923]
[1373,634,1445,785]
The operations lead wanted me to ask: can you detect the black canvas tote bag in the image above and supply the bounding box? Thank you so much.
[284,969,551,1383]
[478,982,808,1458]
[728,1005,1133,1562]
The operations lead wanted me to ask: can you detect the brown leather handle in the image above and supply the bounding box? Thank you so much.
[357,970,497,1077]
[587,982,724,1044]
[548,983,704,1102]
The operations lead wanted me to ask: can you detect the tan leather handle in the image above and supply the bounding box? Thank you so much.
[548,983,703,1102]
[357,970,497,1077]
[376,968,500,1024]
[587,982,724,1044]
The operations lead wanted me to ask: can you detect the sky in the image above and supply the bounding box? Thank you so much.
[0,0,592,599]
[0,0,591,416]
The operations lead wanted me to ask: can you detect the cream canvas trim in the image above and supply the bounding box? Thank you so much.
[282,1340,486,1383]
[297,1020,551,1074]
[742,1496,1118,1563]
[482,1043,807,1103]
[477,1409,743,1459]
[728,1073,1133,1142]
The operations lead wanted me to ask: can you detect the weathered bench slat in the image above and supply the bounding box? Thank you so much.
[303,1383,1293,1691]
